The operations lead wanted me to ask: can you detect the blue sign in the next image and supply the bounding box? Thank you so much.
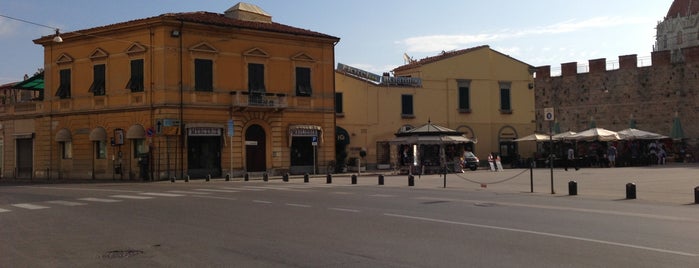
[227,119,234,137]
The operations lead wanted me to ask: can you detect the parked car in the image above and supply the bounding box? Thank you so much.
[463,151,479,171]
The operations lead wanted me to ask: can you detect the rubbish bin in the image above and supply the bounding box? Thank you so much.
[694,186,699,204]
[626,183,636,199]
[351,174,357,185]
[568,181,577,196]
[378,174,384,185]
[408,175,415,186]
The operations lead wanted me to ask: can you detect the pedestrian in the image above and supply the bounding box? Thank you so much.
[607,143,618,167]
[565,145,579,171]
[657,145,667,165]
[495,153,504,171]
[488,153,496,171]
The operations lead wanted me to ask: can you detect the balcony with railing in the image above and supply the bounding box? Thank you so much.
[231,91,288,111]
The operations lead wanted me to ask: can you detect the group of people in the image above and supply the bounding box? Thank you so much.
[487,152,504,171]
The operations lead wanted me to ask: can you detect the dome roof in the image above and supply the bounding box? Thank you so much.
[667,0,699,18]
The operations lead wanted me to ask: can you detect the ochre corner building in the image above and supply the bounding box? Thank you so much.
[3,3,339,180]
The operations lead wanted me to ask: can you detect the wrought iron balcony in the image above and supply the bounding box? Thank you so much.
[231,91,287,111]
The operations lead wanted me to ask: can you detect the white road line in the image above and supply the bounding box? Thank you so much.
[140,192,185,197]
[79,197,121,203]
[0,208,10,213]
[111,195,154,200]
[286,203,311,208]
[220,187,262,191]
[252,200,272,204]
[369,194,396,198]
[329,208,360,213]
[384,213,699,257]
[167,190,211,195]
[12,203,50,210]
[195,189,239,193]
[46,200,86,206]
[242,186,304,191]
[331,192,353,195]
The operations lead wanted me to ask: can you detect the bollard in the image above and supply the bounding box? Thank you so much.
[326,173,332,184]
[694,186,699,204]
[304,173,309,183]
[263,173,269,182]
[626,183,636,199]
[170,177,175,183]
[225,174,230,181]
[283,173,289,182]
[206,175,210,182]
[185,175,189,182]
[568,181,578,196]
[378,174,384,185]
[244,173,249,181]
[351,174,357,185]
[408,175,415,186]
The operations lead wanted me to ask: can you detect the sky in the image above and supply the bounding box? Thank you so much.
[0,0,672,85]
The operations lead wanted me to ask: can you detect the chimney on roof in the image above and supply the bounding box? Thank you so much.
[224,2,272,23]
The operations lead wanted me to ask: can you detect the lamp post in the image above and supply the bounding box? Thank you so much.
[544,107,555,194]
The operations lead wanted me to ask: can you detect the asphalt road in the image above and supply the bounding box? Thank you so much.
[1,178,698,267]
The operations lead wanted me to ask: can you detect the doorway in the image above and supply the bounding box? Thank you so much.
[245,124,266,172]
[187,136,222,177]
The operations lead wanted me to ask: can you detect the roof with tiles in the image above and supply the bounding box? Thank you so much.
[393,45,490,72]
[666,0,699,18]
[35,4,338,43]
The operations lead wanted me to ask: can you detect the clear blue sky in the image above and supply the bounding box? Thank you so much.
[0,0,671,84]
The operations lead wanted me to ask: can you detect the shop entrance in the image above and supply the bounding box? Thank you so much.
[245,124,266,172]
[187,128,222,178]
[16,138,33,179]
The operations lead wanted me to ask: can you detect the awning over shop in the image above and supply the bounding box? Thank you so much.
[336,126,350,145]
[13,72,44,91]
[126,124,145,139]
[390,122,474,144]
[55,128,72,142]
[288,124,323,146]
[89,127,107,141]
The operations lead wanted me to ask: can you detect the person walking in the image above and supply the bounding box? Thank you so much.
[565,145,579,171]
[495,153,504,171]
[607,143,618,167]
[488,153,496,171]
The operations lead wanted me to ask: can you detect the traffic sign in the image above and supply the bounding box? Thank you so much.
[312,136,318,146]
[146,127,155,137]
[544,107,555,121]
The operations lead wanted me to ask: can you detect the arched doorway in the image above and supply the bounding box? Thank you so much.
[245,124,266,172]
[498,126,518,165]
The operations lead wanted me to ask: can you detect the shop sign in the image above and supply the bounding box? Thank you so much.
[188,127,221,136]
[290,128,318,137]
[337,63,382,84]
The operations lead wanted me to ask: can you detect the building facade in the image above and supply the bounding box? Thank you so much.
[1,3,339,180]
[335,46,536,170]
[654,0,699,62]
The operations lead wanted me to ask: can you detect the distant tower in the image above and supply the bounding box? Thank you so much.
[654,0,699,62]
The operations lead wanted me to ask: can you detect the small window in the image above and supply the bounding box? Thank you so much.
[61,141,73,159]
[295,67,312,96]
[95,141,106,159]
[248,63,265,92]
[401,94,414,117]
[89,64,106,96]
[499,82,511,113]
[335,92,343,114]
[457,80,471,112]
[677,31,684,45]
[126,59,144,92]
[56,69,71,99]
[195,59,213,91]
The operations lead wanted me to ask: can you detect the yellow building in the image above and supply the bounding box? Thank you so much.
[335,46,536,170]
[1,3,339,180]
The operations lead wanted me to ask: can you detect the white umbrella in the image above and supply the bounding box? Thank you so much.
[552,131,577,141]
[514,133,551,142]
[569,128,620,141]
[617,128,669,140]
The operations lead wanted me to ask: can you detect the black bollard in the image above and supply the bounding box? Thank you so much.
[378,174,384,185]
[694,186,699,204]
[326,173,332,184]
[263,173,269,182]
[283,173,289,182]
[568,181,578,196]
[408,175,415,186]
[170,177,175,183]
[304,173,309,183]
[351,174,357,185]
[244,173,249,181]
[185,175,189,183]
[206,175,210,182]
[225,174,230,181]
[626,183,636,199]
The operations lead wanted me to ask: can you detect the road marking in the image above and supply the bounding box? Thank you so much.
[220,187,262,191]
[369,194,396,198]
[286,203,311,208]
[253,200,272,204]
[21,186,139,193]
[242,186,305,191]
[111,195,154,200]
[140,192,185,197]
[167,190,211,195]
[195,189,239,193]
[79,197,121,203]
[46,200,86,206]
[331,192,353,195]
[12,203,50,210]
[385,213,699,257]
[0,208,10,213]
[329,208,360,213]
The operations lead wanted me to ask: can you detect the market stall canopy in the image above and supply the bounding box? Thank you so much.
[617,128,669,140]
[514,133,551,142]
[390,122,474,144]
[552,131,577,140]
[569,128,620,141]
